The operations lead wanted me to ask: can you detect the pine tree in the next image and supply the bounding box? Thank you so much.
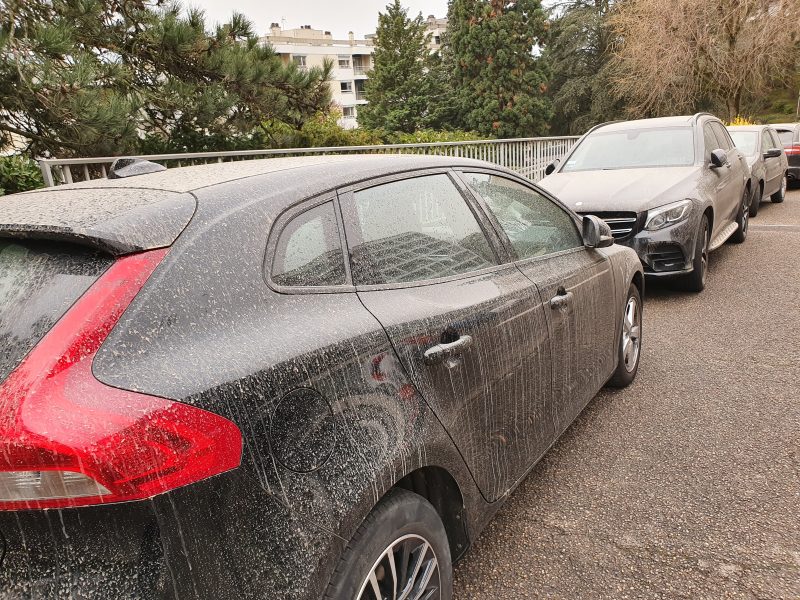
[0,0,333,157]
[445,0,552,138]
[357,0,431,133]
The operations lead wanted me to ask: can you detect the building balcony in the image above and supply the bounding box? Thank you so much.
[353,65,369,75]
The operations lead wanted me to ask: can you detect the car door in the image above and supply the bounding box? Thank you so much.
[338,170,554,502]
[703,123,739,237]
[458,170,617,440]
[760,130,781,195]
[710,121,747,227]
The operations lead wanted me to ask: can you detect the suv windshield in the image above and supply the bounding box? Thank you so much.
[728,131,757,155]
[562,127,695,172]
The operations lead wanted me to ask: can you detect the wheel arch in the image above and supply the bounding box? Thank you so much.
[393,465,470,561]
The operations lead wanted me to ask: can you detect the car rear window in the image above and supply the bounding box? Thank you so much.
[0,240,113,382]
[728,131,757,155]
[776,129,795,146]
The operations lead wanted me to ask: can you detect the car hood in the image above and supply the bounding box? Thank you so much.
[539,166,701,213]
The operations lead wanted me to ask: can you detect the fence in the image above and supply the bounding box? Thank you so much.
[37,136,580,188]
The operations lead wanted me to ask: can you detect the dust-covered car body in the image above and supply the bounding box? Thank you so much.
[0,155,643,599]
[728,124,789,214]
[540,114,750,290]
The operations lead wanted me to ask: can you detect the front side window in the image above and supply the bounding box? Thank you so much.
[348,174,497,285]
[769,130,783,149]
[272,202,346,287]
[562,127,695,172]
[703,125,721,156]
[464,173,583,259]
[760,130,773,153]
[710,122,732,150]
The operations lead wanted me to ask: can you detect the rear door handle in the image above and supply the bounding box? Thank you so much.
[550,287,574,310]
[423,335,473,365]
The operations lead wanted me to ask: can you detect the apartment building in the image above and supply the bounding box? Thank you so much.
[262,18,448,129]
[262,24,374,129]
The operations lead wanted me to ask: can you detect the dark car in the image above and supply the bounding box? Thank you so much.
[727,125,789,216]
[772,123,800,186]
[0,155,643,599]
[540,113,752,293]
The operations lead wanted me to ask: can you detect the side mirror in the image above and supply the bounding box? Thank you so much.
[544,159,559,176]
[582,215,614,248]
[709,148,728,168]
[763,148,782,159]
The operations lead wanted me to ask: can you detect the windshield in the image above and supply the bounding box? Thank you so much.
[562,127,695,172]
[728,131,757,156]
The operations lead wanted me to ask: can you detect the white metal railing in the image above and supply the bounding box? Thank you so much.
[37,136,579,187]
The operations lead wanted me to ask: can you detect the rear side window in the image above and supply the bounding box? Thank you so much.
[776,129,795,146]
[0,240,112,382]
[271,202,346,287]
[463,172,582,258]
[347,174,497,285]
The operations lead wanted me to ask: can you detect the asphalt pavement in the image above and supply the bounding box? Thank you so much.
[453,188,800,599]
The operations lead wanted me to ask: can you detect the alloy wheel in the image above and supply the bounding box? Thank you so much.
[622,295,641,373]
[357,534,441,600]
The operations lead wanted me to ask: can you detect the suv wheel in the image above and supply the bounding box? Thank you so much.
[771,175,787,203]
[680,214,710,293]
[749,182,761,218]
[731,188,749,244]
[607,283,642,388]
[325,488,452,600]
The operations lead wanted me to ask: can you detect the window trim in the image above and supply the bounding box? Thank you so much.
[453,167,586,262]
[337,168,511,291]
[263,194,355,295]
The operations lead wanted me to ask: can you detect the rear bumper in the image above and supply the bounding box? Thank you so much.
[0,469,339,599]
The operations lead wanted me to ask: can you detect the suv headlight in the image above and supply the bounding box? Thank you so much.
[644,199,692,231]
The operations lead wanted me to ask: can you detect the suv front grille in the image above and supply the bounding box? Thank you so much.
[578,212,641,241]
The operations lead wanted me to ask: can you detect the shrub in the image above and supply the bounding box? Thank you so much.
[0,155,45,196]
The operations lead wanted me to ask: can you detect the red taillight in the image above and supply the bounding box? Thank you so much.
[785,144,800,156]
[0,249,242,510]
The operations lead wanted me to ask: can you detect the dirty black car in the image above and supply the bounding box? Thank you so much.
[0,155,643,599]
[540,113,751,292]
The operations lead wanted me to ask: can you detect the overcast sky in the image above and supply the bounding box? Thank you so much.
[187,1,450,39]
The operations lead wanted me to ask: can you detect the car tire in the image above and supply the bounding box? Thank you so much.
[607,283,642,388]
[730,188,749,244]
[324,488,453,600]
[748,183,761,218]
[679,213,710,293]
[771,175,786,203]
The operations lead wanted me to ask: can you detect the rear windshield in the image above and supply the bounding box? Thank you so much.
[0,240,112,382]
[562,127,695,172]
[776,129,795,146]
[728,131,757,155]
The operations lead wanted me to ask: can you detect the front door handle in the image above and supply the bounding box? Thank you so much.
[550,286,574,310]
[423,335,473,365]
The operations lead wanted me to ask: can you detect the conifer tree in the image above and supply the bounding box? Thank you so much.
[357,0,431,133]
[445,0,551,137]
[0,0,332,157]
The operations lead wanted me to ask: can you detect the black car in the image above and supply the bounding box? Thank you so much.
[0,155,643,599]
[727,125,789,216]
[540,114,751,293]
[773,123,800,186]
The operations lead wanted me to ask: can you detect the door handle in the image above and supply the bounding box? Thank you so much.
[423,335,473,365]
[550,287,574,310]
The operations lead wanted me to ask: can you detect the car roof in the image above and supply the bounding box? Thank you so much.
[0,154,500,254]
[595,115,697,132]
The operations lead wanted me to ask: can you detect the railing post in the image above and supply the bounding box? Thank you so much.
[38,160,55,187]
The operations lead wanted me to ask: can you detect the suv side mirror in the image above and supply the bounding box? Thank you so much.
[582,215,614,248]
[544,159,559,176]
[709,148,728,168]
[763,148,782,159]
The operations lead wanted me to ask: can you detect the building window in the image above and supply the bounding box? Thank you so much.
[342,106,356,119]
[340,81,353,93]
[292,55,307,68]
[338,55,351,69]
[434,36,441,45]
